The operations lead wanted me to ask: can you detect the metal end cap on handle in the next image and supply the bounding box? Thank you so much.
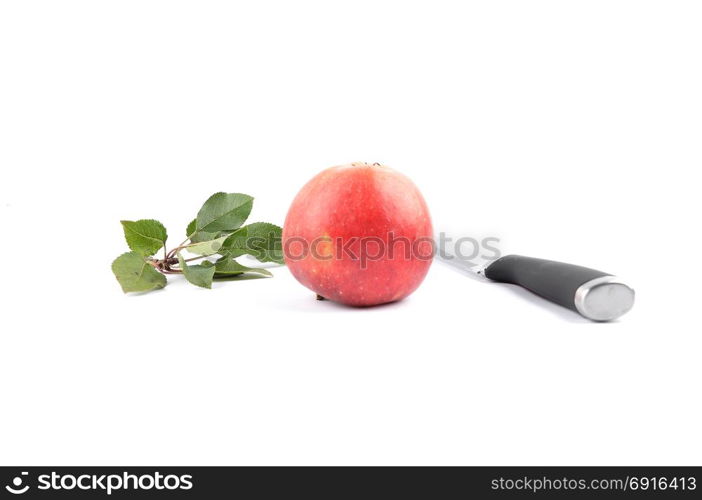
[574,276,635,321]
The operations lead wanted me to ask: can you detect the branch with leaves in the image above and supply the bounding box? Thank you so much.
[112,192,283,293]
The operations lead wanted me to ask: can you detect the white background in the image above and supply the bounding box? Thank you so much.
[1,1,700,465]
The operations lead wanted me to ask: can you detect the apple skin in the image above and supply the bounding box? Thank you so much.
[283,162,433,306]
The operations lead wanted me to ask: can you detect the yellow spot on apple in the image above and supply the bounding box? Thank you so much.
[316,233,333,259]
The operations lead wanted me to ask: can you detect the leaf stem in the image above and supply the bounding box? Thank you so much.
[183,255,208,263]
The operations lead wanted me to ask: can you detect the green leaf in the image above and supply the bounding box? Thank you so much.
[192,231,220,243]
[222,222,283,264]
[177,252,215,289]
[185,218,216,243]
[112,252,167,293]
[214,255,273,277]
[186,218,197,238]
[196,192,253,234]
[183,233,233,256]
[121,219,168,256]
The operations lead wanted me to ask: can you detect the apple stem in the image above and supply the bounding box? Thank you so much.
[316,294,326,301]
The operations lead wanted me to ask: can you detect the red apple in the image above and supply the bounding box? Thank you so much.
[283,162,433,306]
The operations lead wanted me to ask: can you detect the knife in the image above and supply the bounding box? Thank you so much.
[439,253,635,321]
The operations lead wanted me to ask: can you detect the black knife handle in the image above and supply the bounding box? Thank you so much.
[484,255,634,321]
